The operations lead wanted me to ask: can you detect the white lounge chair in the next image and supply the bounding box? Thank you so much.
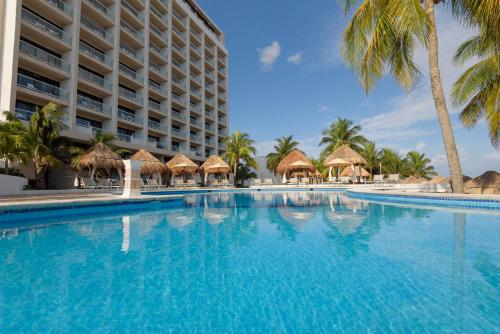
[263,178,273,185]
[300,177,310,185]
[147,179,159,190]
[186,179,197,187]
[210,179,220,187]
[388,174,400,183]
[373,174,384,184]
[339,176,351,184]
[253,178,262,186]
[220,179,230,187]
[288,177,299,185]
[173,179,185,187]
[80,177,98,190]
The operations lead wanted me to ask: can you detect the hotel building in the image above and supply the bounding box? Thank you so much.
[0,0,229,163]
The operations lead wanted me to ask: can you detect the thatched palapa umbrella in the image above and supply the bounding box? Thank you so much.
[276,150,315,183]
[324,157,351,178]
[201,155,230,184]
[324,145,367,182]
[166,154,198,178]
[340,166,370,178]
[78,142,124,181]
[131,149,167,182]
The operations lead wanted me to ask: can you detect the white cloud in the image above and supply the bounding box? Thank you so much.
[484,151,500,164]
[257,41,281,71]
[287,52,303,64]
[318,104,333,113]
[416,141,427,152]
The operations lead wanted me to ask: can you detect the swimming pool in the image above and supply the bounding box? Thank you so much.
[0,191,498,332]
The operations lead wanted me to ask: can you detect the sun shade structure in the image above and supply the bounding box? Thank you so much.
[201,155,230,174]
[78,143,124,180]
[131,149,167,175]
[276,150,315,175]
[324,145,367,165]
[324,157,352,168]
[166,154,198,176]
[339,166,370,177]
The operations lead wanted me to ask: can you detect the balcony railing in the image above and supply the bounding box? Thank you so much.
[19,40,71,73]
[76,122,103,136]
[171,128,186,138]
[218,92,227,100]
[218,116,227,124]
[81,16,113,43]
[151,25,168,41]
[122,1,145,23]
[190,89,201,99]
[15,108,35,121]
[46,0,73,17]
[21,8,72,45]
[172,77,186,89]
[149,63,168,77]
[118,109,143,124]
[120,20,143,41]
[191,30,202,41]
[205,83,214,92]
[85,0,114,20]
[17,74,69,101]
[149,81,167,95]
[190,149,202,157]
[190,58,201,69]
[120,42,144,63]
[219,129,227,136]
[150,5,166,21]
[205,97,215,106]
[148,140,165,150]
[118,133,142,143]
[205,110,215,119]
[191,73,201,85]
[190,118,201,127]
[206,71,215,80]
[119,87,143,104]
[80,41,113,67]
[172,11,186,26]
[205,124,215,132]
[149,42,167,57]
[148,100,167,114]
[172,43,186,57]
[172,26,186,41]
[148,120,167,132]
[190,103,202,114]
[190,134,201,143]
[119,63,143,83]
[76,94,111,114]
[172,59,186,71]
[171,110,187,122]
[78,67,112,90]
[206,44,215,54]
[171,94,186,105]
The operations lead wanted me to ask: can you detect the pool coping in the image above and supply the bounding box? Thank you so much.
[347,189,500,210]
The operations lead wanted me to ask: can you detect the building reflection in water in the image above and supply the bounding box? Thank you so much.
[121,216,130,253]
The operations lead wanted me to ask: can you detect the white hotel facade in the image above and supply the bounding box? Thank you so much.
[0,0,229,163]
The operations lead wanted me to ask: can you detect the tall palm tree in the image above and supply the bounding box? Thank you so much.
[221,130,258,182]
[379,148,405,175]
[23,103,65,189]
[405,151,437,179]
[450,1,500,148]
[360,141,380,180]
[319,118,367,158]
[342,0,464,192]
[266,135,300,174]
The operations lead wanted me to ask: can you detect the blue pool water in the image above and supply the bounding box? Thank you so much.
[0,191,499,333]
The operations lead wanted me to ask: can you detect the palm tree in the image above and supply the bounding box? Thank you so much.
[266,135,300,174]
[23,103,65,189]
[319,118,367,158]
[0,111,28,171]
[405,151,437,179]
[342,0,464,192]
[311,158,327,177]
[360,141,380,180]
[450,1,500,147]
[236,163,258,187]
[221,130,258,182]
[379,148,405,175]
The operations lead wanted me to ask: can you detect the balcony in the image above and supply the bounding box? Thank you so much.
[118,109,143,125]
[171,94,186,106]
[219,129,228,136]
[120,20,143,43]
[119,87,143,104]
[191,58,202,70]
[171,128,187,138]
[191,30,202,42]
[171,110,187,122]
[150,5,167,24]
[205,124,215,133]
[218,116,227,124]
[77,94,111,115]
[120,42,144,64]
[149,80,167,96]
[148,120,168,133]
[205,110,215,120]
[149,42,167,58]
[206,57,216,69]
[172,26,186,43]
[205,71,215,82]
[81,16,113,44]
[78,67,112,91]
[206,44,215,55]
[190,88,202,99]
[219,142,226,150]
[148,100,167,114]
[218,92,227,100]
[118,133,142,144]
[21,8,72,46]
[190,149,203,157]
[43,0,74,19]
[172,11,186,27]
[80,41,113,68]
[205,138,215,147]
[19,40,71,74]
[121,0,145,25]
[84,0,114,21]
[148,140,166,150]
[172,43,186,58]
[17,74,69,102]
[205,97,215,107]
[150,25,168,42]
[190,118,202,128]
[15,108,35,121]
[190,134,202,143]
[190,103,202,114]
[190,73,202,86]
[119,63,143,83]
[76,123,103,136]
[172,77,186,90]
[149,63,168,78]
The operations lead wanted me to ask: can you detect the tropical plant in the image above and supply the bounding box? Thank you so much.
[221,130,258,181]
[23,103,65,189]
[450,1,500,147]
[266,135,300,174]
[341,0,464,192]
[0,111,28,172]
[405,151,437,179]
[379,148,405,175]
[235,163,258,186]
[319,118,367,158]
[360,141,380,180]
[311,158,328,177]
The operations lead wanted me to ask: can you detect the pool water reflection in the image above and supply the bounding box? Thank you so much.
[0,191,498,333]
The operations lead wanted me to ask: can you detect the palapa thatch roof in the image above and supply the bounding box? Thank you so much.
[429,175,448,184]
[339,166,370,177]
[465,171,500,194]
[402,176,428,184]
[166,154,198,176]
[324,145,366,166]
[131,149,167,175]
[276,150,314,175]
[201,155,230,174]
[78,143,124,170]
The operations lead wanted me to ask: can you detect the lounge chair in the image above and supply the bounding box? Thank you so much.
[339,176,351,184]
[373,175,384,184]
[210,180,220,187]
[288,177,299,185]
[80,177,98,190]
[173,179,185,187]
[253,178,262,186]
[108,178,123,189]
[147,179,160,190]
[220,179,230,187]
[388,174,400,183]
[300,177,310,185]
[327,177,337,184]
[263,178,273,185]
[186,179,197,187]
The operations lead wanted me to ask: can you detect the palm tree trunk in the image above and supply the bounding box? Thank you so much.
[425,0,464,193]
[35,166,47,189]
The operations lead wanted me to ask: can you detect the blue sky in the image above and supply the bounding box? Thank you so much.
[197,0,499,176]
